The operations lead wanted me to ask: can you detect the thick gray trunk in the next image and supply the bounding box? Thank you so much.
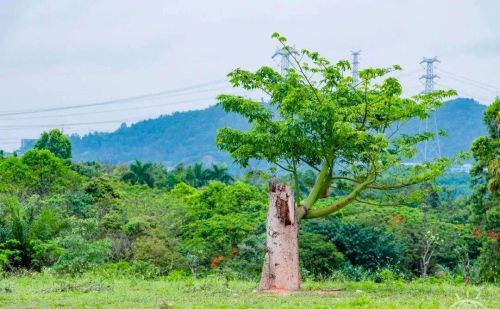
[259,182,300,292]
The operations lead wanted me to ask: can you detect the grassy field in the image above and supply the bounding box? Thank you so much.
[0,273,498,308]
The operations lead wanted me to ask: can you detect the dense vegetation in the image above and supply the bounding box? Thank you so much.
[1,109,498,285]
[19,98,486,167]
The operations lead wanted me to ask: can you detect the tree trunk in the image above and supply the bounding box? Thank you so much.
[259,181,300,292]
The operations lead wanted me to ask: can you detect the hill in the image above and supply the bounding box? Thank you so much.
[70,105,250,167]
[399,97,487,160]
[19,98,487,167]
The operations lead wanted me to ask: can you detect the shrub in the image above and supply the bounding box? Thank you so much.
[475,240,500,283]
[30,240,63,270]
[300,232,345,279]
[225,234,265,279]
[132,235,177,269]
[53,236,112,274]
[303,218,404,271]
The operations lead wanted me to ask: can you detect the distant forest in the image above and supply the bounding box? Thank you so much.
[19,98,486,167]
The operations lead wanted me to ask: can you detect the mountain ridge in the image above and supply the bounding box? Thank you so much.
[19,98,487,167]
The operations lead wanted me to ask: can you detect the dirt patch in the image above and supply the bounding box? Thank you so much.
[256,288,344,296]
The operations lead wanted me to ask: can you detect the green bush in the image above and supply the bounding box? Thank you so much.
[303,218,404,271]
[132,235,177,269]
[300,232,345,279]
[54,236,112,274]
[30,240,63,270]
[178,181,266,268]
[225,234,265,280]
[129,260,161,279]
[475,240,500,283]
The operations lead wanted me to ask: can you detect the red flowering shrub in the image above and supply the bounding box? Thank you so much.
[472,229,482,237]
[210,256,224,269]
[487,230,499,241]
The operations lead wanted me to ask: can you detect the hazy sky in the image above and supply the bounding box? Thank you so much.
[0,0,499,151]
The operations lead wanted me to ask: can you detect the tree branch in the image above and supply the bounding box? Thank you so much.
[302,176,375,219]
[274,162,294,173]
[280,44,324,106]
[302,162,333,209]
[298,158,321,172]
[331,176,360,183]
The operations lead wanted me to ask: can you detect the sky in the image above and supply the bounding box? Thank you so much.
[0,0,499,151]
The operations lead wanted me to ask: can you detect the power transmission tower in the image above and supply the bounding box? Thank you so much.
[351,50,361,87]
[420,57,439,93]
[417,57,442,162]
[272,47,294,76]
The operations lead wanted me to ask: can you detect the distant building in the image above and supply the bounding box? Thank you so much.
[19,139,36,154]
[402,162,472,173]
[450,164,472,173]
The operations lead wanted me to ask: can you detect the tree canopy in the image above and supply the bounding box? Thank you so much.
[34,129,72,161]
[217,33,456,220]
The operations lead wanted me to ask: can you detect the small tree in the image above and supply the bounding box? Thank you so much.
[206,164,234,183]
[419,230,442,277]
[216,33,454,291]
[21,149,77,196]
[185,163,208,188]
[34,129,72,160]
[121,160,155,188]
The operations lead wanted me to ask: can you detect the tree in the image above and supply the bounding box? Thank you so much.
[205,164,234,183]
[185,163,208,188]
[0,157,34,196]
[418,230,441,277]
[34,129,72,161]
[121,160,155,188]
[470,99,499,282]
[21,149,78,196]
[178,181,267,270]
[216,33,454,292]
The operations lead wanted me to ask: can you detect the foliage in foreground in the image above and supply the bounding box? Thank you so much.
[0,97,498,285]
[0,149,489,283]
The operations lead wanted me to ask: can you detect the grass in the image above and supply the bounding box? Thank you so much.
[0,273,498,308]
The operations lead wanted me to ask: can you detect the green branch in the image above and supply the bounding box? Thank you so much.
[301,162,332,208]
[303,176,375,219]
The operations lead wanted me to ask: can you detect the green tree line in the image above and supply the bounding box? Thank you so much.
[0,115,497,283]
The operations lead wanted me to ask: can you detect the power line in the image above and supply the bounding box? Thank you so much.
[0,91,242,121]
[436,68,500,93]
[391,68,421,78]
[0,115,159,130]
[0,93,233,129]
[0,80,227,117]
[436,71,499,95]
[0,90,250,130]
[436,81,491,103]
